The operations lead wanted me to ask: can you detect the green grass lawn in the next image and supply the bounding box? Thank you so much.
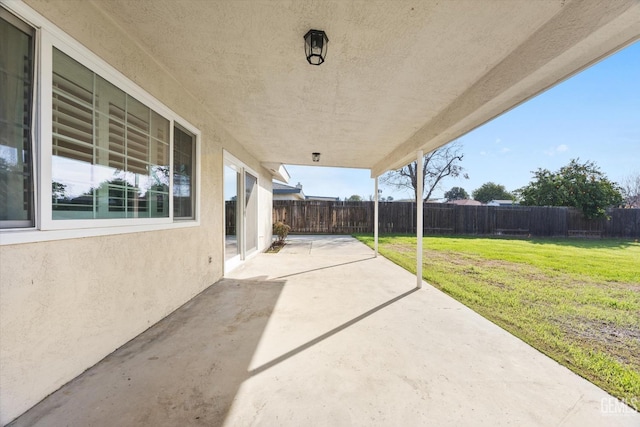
[355,234,640,404]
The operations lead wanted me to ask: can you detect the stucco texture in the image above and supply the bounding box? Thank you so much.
[0,0,273,424]
[42,0,639,176]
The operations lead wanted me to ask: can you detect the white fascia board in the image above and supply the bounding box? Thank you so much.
[262,162,290,184]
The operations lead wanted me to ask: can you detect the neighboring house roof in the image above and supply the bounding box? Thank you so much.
[273,182,305,200]
[306,196,340,202]
[449,199,482,206]
[273,182,302,194]
[487,199,518,206]
[273,182,340,201]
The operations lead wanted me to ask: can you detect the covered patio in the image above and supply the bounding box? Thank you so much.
[10,236,638,426]
[3,1,640,424]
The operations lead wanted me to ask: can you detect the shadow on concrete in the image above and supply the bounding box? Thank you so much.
[10,271,420,427]
[9,277,286,427]
[272,256,375,280]
[248,286,419,377]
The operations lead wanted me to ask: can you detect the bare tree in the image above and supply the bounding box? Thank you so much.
[380,141,468,202]
[621,171,640,208]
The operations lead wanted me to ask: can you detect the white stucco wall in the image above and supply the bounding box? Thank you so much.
[0,1,273,424]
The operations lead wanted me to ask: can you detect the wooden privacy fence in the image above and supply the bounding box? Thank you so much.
[272,200,640,238]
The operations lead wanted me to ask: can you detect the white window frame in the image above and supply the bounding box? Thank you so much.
[0,6,38,230]
[0,2,201,245]
[173,123,200,221]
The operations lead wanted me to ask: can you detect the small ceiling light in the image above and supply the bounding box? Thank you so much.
[312,152,321,162]
[304,30,329,65]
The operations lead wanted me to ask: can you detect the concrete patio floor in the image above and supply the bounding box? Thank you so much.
[10,236,639,426]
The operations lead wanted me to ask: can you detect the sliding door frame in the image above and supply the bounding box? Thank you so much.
[223,150,259,274]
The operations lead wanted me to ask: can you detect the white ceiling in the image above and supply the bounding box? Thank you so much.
[90,0,640,176]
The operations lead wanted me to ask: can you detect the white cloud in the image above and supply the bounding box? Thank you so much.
[500,147,511,153]
[480,151,487,156]
[544,144,570,156]
[495,138,502,144]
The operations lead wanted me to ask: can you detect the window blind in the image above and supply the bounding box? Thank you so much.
[52,48,170,219]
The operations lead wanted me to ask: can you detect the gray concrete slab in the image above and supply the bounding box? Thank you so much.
[9,236,639,426]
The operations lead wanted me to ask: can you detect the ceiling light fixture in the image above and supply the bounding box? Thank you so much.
[304,30,329,65]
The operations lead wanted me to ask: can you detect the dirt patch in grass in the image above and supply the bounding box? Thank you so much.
[386,243,414,254]
[554,317,640,369]
[427,248,639,292]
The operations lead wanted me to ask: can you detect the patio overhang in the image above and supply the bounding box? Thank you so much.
[262,162,291,184]
[35,0,640,175]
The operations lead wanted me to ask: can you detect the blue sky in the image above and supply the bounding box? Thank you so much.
[282,41,640,201]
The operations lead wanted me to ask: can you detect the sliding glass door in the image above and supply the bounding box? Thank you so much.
[224,163,241,267]
[224,152,259,273]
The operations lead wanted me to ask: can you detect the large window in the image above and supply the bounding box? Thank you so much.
[0,10,35,228]
[0,5,200,240]
[51,49,170,219]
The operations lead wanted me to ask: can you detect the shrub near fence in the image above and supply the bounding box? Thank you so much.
[272,200,640,239]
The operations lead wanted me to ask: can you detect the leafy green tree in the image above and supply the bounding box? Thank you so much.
[472,182,512,204]
[52,182,68,201]
[517,159,623,219]
[444,186,469,201]
[347,194,362,201]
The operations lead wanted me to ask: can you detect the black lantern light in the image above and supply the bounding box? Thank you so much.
[304,30,329,65]
[312,152,321,162]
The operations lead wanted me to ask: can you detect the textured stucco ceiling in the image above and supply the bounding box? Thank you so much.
[89,0,640,176]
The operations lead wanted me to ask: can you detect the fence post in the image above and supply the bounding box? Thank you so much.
[416,150,423,289]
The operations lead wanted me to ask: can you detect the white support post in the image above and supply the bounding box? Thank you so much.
[416,150,424,288]
[374,176,379,257]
